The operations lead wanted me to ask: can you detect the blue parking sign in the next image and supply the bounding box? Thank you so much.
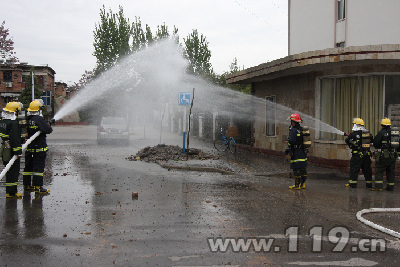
[179,92,191,106]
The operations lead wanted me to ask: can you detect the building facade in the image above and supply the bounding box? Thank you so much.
[289,0,400,54]
[227,1,400,170]
[0,63,56,112]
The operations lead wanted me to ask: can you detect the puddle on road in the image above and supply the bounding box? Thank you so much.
[42,152,95,239]
[0,151,96,251]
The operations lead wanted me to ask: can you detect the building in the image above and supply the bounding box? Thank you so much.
[226,0,400,169]
[55,81,67,97]
[0,63,56,114]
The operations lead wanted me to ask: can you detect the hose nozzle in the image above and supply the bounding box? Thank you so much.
[50,118,55,125]
[343,132,349,136]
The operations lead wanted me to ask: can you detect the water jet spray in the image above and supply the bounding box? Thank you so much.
[52,39,346,140]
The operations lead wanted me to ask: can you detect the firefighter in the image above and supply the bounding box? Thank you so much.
[345,118,373,188]
[285,113,308,190]
[371,118,399,191]
[0,102,23,198]
[23,100,52,194]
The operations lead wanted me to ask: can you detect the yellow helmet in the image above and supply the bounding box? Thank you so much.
[352,118,365,126]
[27,100,44,112]
[381,118,391,126]
[3,102,22,112]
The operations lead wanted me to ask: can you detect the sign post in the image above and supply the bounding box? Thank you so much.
[179,92,191,155]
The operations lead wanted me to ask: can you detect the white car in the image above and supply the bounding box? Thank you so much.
[97,117,129,145]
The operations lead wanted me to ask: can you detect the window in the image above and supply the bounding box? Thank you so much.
[3,71,12,82]
[42,91,51,106]
[320,76,384,140]
[384,75,400,118]
[266,96,276,136]
[337,0,345,20]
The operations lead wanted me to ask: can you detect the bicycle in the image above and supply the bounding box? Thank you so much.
[214,128,237,153]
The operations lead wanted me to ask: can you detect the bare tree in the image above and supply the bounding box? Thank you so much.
[0,21,19,66]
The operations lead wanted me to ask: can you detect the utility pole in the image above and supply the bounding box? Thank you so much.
[186,88,195,160]
[31,71,35,101]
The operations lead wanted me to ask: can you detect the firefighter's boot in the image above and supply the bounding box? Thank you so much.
[345,183,357,188]
[35,186,50,195]
[24,185,35,191]
[386,183,394,191]
[6,192,23,198]
[300,182,306,189]
[370,187,383,192]
[289,178,301,190]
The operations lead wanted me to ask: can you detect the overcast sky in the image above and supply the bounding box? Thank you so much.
[2,0,288,84]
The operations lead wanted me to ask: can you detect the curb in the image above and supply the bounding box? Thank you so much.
[254,172,348,180]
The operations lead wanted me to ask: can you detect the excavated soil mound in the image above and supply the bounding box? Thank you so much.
[127,144,218,163]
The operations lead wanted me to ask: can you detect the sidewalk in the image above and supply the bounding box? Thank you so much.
[133,124,348,180]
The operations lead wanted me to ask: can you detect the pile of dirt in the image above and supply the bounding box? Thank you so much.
[127,144,218,162]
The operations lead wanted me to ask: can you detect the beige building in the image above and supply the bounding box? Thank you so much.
[227,1,400,170]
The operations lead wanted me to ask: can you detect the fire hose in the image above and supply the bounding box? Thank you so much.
[0,131,41,181]
[356,208,400,238]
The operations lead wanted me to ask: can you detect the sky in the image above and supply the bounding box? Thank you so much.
[1,0,288,85]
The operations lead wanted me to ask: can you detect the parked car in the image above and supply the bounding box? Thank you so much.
[97,117,129,145]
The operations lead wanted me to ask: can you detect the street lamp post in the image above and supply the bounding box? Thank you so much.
[31,71,34,101]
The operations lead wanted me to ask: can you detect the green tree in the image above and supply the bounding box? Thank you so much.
[183,29,213,77]
[131,19,178,51]
[218,57,251,94]
[93,5,132,76]
[131,17,146,52]
[19,70,44,110]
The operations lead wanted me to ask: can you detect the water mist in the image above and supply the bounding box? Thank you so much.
[54,39,344,136]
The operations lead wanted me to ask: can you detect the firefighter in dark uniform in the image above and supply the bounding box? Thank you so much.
[23,100,52,194]
[285,113,308,190]
[0,102,23,198]
[345,118,373,188]
[371,118,399,191]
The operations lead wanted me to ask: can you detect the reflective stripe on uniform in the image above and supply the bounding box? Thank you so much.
[33,172,43,176]
[13,147,22,152]
[290,158,307,163]
[388,183,395,186]
[23,172,33,176]
[366,181,372,184]
[6,182,18,187]
[348,180,357,184]
[29,126,39,129]
[375,181,383,184]
[26,147,48,152]
[0,133,9,138]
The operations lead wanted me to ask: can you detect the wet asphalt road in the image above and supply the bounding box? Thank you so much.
[1,125,400,266]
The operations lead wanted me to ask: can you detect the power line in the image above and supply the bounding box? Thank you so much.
[231,0,287,35]
[270,0,288,16]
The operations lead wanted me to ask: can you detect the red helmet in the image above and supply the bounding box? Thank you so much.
[289,113,303,123]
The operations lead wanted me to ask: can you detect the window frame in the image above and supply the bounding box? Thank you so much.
[318,74,389,140]
[42,90,51,106]
[337,0,346,21]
